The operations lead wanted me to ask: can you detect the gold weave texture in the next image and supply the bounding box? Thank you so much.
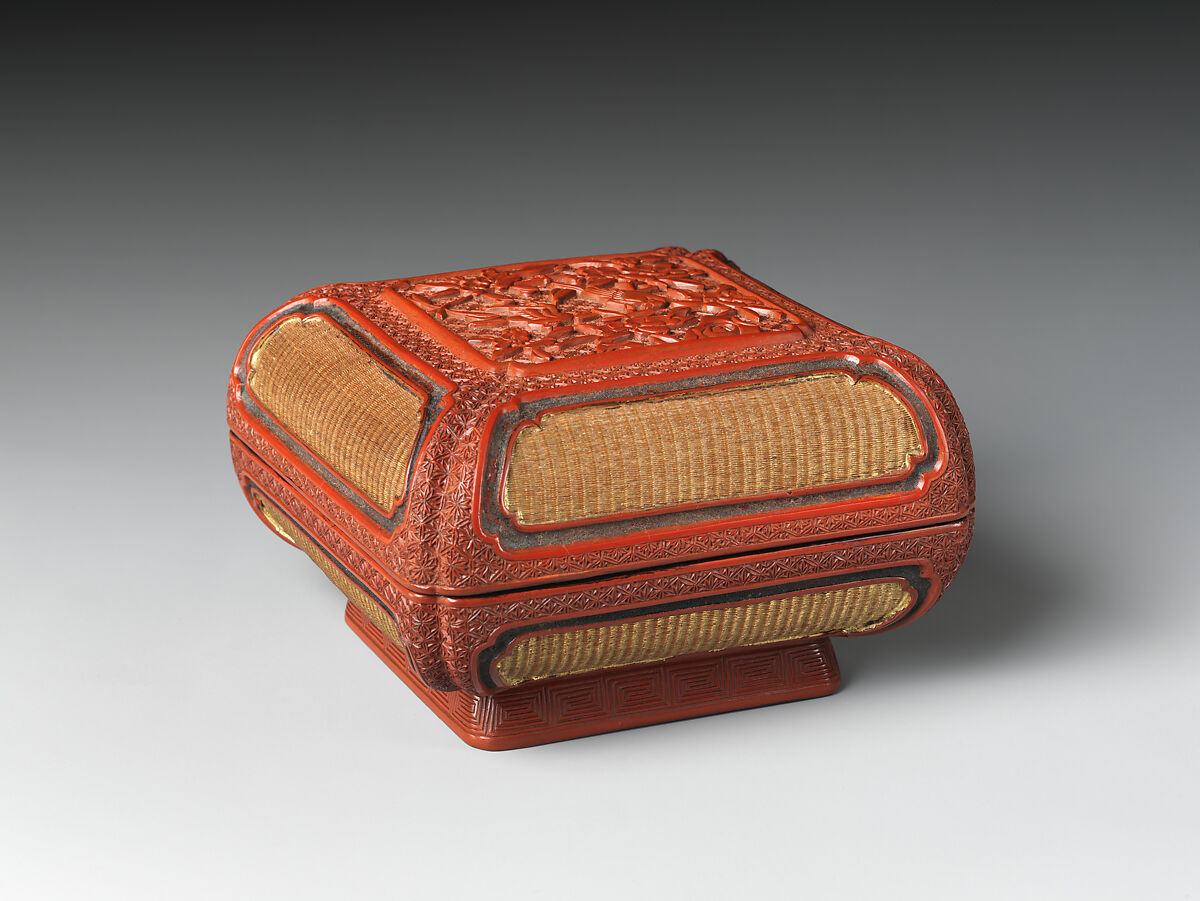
[255,494,404,647]
[248,315,424,510]
[503,373,923,526]
[495,581,912,686]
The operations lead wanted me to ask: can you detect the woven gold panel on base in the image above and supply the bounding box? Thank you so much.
[494,581,913,687]
[255,493,404,648]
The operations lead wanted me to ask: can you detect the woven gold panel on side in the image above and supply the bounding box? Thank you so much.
[255,494,404,648]
[495,581,912,687]
[503,373,923,526]
[248,315,424,510]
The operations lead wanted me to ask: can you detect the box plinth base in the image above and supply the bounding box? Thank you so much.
[345,600,841,750]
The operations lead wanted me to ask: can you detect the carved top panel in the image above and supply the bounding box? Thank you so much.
[383,248,814,366]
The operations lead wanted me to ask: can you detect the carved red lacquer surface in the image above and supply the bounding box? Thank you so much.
[387,248,813,364]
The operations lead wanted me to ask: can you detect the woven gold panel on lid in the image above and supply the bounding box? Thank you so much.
[494,581,913,687]
[503,372,923,526]
[247,315,424,510]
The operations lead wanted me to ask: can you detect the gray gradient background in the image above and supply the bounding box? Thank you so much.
[2,9,1198,899]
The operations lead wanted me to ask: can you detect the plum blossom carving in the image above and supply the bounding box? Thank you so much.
[393,251,813,363]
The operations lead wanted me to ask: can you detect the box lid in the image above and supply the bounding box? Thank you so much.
[228,247,975,595]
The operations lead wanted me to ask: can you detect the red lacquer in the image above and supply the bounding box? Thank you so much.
[228,247,975,748]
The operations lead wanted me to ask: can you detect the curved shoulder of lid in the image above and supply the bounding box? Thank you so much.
[227,288,499,590]
[827,328,976,522]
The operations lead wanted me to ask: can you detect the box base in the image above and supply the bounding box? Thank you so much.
[345,600,841,750]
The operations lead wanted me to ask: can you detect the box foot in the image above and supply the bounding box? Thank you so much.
[345,600,841,750]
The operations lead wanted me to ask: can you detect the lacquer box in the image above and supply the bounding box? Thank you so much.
[227,247,975,749]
